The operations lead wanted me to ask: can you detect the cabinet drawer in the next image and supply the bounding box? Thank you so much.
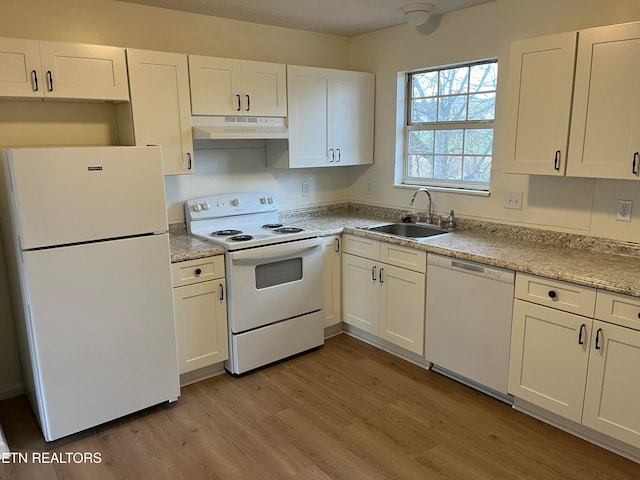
[515,273,596,317]
[171,256,224,287]
[381,243,426,273]
[595,290,640,331]
[342,234,380,260]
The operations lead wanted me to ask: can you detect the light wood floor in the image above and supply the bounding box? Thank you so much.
[1,334,640,479]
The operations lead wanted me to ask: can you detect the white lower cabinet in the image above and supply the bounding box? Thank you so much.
[171,256,228,375]
[509,274,640,449]
[322,235,342,328]
[342,235,426,355]
[509,299,592,422]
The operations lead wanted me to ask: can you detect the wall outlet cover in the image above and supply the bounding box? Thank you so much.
[617,199,632,222]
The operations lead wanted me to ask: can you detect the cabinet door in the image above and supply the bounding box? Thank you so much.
[322,235,342,328]
[127,49,194,175]
[568,22,640,179]
[38,41,129,101]
[0,37,41,98]
[503,32,576,175]
[188,55,242,115]
[173,279,228,374]
[342,253,379,334]
[378,263,425,355]
[286,65,329,167]
[508,299,590,422]
[582,321,640,448]
[328,70,374,166]
[241,60,287,117]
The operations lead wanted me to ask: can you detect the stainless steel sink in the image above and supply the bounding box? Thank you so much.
[360,222,449,239]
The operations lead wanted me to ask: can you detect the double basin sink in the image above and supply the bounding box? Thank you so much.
[358,222,449,240]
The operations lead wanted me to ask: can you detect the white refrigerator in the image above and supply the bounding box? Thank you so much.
[0,146,180,442]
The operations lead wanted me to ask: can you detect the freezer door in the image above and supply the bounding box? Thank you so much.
[21,234,179,441]
[5,146,168,249]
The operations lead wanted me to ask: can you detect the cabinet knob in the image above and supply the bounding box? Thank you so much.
[194,268,202,276]
[548,290,557,299]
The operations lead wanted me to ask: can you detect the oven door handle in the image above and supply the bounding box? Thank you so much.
[229,238,321,265]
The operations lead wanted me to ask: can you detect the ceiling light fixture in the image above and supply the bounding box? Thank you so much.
[402,3,435,26]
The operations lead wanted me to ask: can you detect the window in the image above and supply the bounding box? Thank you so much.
[404,60,498,191]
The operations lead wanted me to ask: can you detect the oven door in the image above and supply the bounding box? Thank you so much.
[226,237,323,333]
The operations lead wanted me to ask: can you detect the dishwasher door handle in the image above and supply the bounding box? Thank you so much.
[450,260,485,274]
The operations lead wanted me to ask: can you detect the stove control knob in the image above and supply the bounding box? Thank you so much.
[260,197,267,204]
[193,203,202,212]
[230,198,240,207]
[267,197,274,204]
[201,201,210,210]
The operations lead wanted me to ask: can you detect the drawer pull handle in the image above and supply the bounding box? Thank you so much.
[578,324,586,345]
[371,265,376,281]
[637,312,640,320]
[194,268,202,276]
[379,267,384,284]
[219,283,224,301]
[554,150,561,171]
[595,328,603,350]
[548,290,557,299]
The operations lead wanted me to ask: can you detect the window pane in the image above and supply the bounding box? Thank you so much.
[411,98,437,123]
[405,60,496,191]
[464,129,493,155]
[434,156,462,180]
[408,155,434,178]
[439,67,469,95]
[435,129,463,154]
[468,93,496,120]
[469,63,498,93]
[412,71,438,97]
[463,156,492,182]
[408,130,434,154]
[438,95,467,122]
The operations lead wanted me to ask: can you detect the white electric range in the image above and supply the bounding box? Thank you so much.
[185,192,324,374]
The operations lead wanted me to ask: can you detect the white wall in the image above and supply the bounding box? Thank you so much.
[348,0,640,241]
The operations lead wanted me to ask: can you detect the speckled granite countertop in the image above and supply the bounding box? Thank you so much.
[170,205,640,298]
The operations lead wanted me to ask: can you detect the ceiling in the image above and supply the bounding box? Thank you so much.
[117,0,495,36]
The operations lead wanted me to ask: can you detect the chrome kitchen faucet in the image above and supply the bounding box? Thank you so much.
[409,188,434,224]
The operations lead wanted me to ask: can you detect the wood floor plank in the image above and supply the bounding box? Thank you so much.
[1,334,640,479]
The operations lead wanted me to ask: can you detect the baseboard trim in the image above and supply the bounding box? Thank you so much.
[0,382,24,401]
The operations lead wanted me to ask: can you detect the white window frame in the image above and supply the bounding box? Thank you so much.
[395,59,498,195]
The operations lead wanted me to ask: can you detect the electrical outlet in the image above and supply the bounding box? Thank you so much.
[302,182,310,198]
[617,199,632,222]
[504,191,523,210]
[366,178,374,194]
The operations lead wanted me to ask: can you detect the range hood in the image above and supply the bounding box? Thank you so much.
[191,116,288,140]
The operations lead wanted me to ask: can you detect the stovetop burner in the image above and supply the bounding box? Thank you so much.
[262,223,283,229]
[228,234,254,242]
[212,229,243,236]
[273,227,304,234]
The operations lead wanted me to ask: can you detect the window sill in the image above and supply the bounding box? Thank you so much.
[393,184,491,197]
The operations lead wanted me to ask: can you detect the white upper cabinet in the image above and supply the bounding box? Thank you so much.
[567,22,640,179]
[188,55,287,117]
[127,49,194,176]
[505,21,640,180]
[0,37,129,101]
[267,65,374,168]
[503,32,577,175]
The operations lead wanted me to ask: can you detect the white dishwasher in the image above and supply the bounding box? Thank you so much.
[425,253,515,397]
